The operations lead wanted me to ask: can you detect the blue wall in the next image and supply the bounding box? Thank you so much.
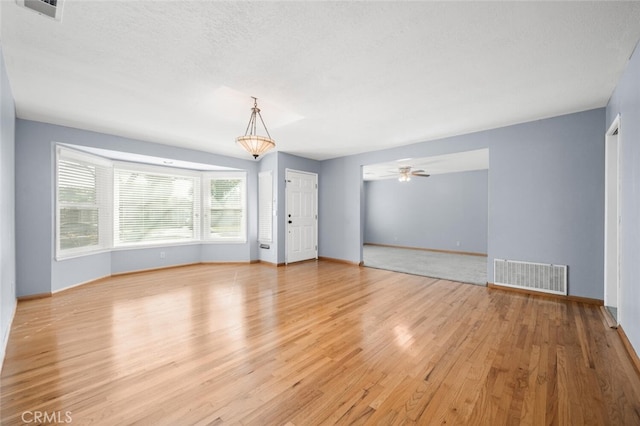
[15,119,259,296]
[320,108,605,299]
[364,170,488,254]
[606,40,640,357]
[0,45,16,366]
[319,156,363,262]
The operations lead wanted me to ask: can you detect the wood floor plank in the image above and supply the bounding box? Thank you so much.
[1,262,640,425]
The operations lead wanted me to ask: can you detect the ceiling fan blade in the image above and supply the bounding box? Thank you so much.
[411,171,430,177]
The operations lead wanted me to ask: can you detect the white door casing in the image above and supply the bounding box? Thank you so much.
[286,169,318,264]
[604,114,621,324]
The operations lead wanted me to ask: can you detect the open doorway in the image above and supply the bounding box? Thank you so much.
[604,115,621,325]
[362,149,489,285]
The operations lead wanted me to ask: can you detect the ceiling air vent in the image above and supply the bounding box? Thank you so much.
[16,0,64,21]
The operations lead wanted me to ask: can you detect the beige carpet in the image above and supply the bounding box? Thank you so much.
[363,245,487,285]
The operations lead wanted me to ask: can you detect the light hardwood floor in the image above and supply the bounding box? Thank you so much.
[2,262,639,425]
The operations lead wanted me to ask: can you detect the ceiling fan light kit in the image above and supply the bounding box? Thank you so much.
[397,166,429,182]
[398,166,412,182]
[236,97,276,159]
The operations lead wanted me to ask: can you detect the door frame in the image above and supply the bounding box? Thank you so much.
[285,169,318,264]
[604,114,621,325]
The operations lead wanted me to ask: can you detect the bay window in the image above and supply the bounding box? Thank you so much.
[55,146,248,259]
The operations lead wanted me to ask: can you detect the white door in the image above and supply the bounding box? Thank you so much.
[286,169,318,264]
[604,115,621,324]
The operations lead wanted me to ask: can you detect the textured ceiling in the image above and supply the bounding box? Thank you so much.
[2,1,640,161]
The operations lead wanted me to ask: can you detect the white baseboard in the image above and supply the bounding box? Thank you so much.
[0,298,17,374]
[52,274,111,294]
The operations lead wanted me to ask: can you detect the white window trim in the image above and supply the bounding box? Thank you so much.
[112,161,203,177]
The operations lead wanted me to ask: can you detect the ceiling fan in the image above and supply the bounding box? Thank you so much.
[396,166,430,182]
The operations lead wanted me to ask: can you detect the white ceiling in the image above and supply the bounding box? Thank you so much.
[2,1,640,161]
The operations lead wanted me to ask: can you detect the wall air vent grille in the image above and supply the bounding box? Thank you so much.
[17,0,64,21]
[494,259,567,296]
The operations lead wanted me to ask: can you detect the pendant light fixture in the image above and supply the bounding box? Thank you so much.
[236,97,276,159]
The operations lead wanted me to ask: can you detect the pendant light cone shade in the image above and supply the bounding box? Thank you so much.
[236,97,276,159]
[236,135,275,159]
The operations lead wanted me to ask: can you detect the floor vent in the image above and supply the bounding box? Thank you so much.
[17,0,64,21]
[494,259,567,295]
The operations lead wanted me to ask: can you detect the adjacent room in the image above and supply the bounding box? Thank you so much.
[362,149,489,285]
[1,1,640,424]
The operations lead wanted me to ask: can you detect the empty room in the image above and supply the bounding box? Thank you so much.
[1,1,640,425]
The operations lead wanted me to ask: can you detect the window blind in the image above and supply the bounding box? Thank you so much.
[258,171,273,242]
[114,165,200,246]
[56,146,111,258]
[206,172,246,242]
